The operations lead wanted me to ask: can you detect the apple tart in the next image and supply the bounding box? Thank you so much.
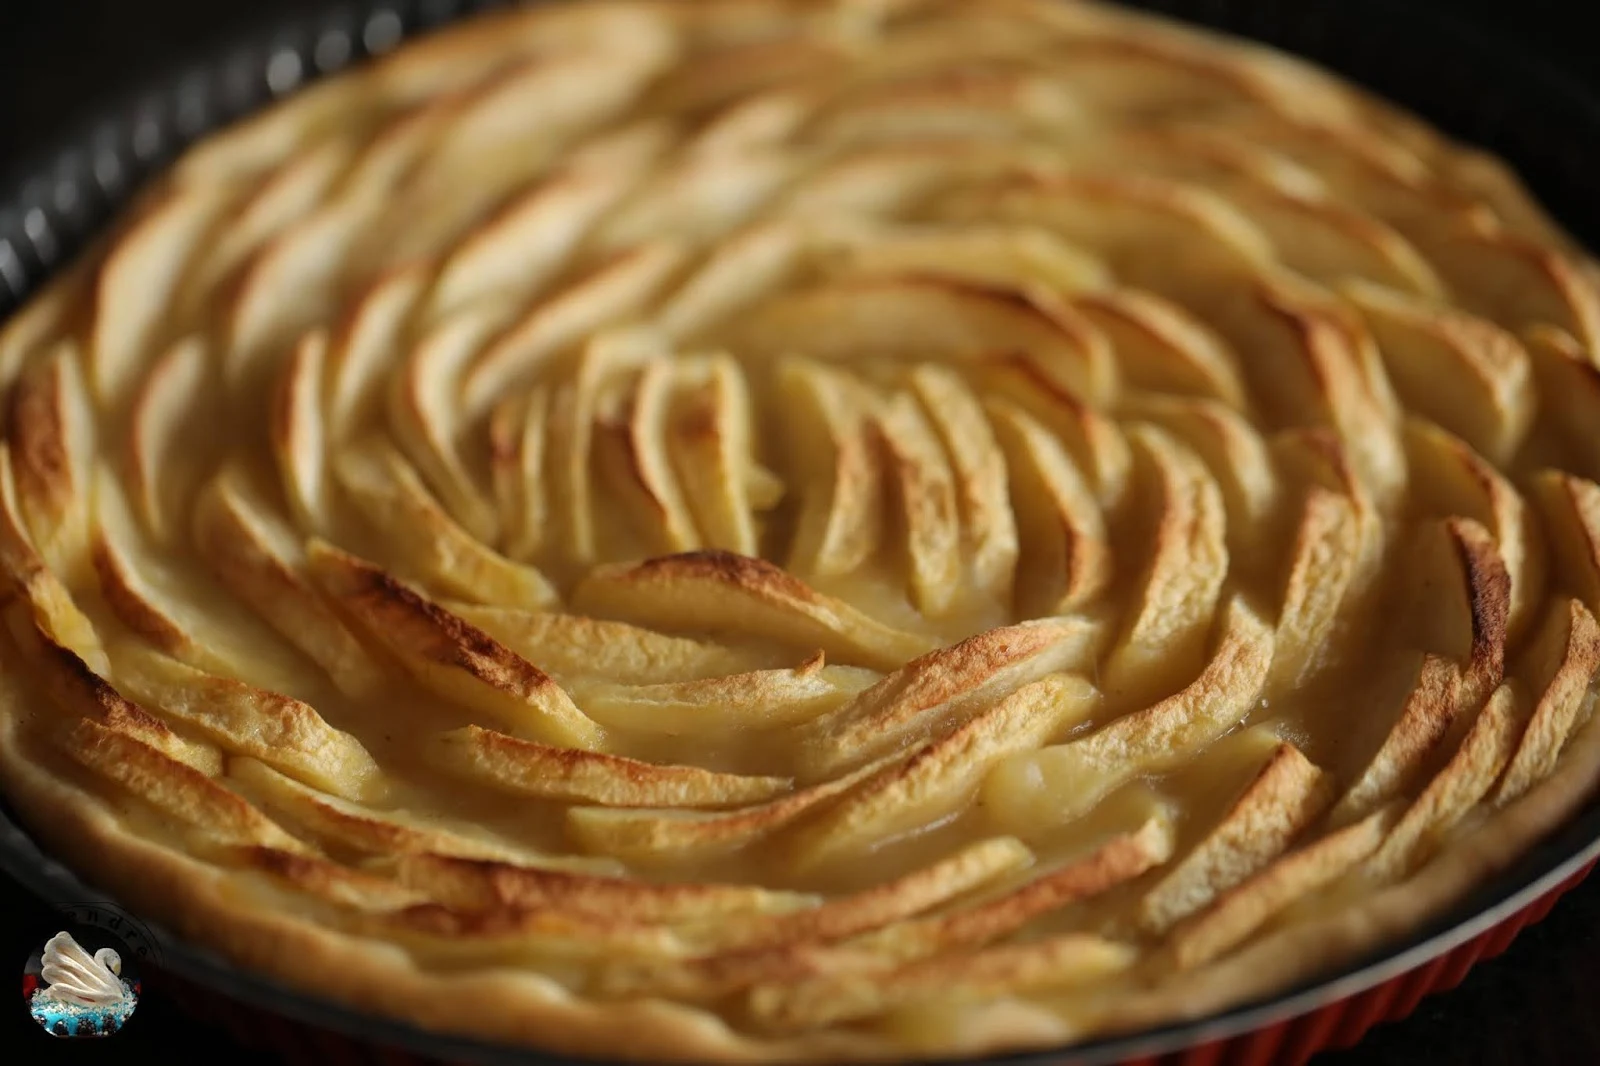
[5,0,1600,1060]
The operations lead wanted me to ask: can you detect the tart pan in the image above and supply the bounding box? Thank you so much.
[3,0,1600,1062]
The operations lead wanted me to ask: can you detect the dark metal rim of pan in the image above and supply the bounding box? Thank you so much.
[2,0,1599,1063]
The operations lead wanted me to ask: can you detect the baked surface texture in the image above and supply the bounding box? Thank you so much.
[4,0,1600,1060]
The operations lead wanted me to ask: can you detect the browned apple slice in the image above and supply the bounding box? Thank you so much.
[565,757,896,864]
[571,655,879,735]
[797,616,1107,779]
[91,184,238,409]
[0,267,77,390]
[667,354,780,558]
[593,357,704,555]
[985,397,1110,618]
[1331,653,1463,822]
[1404,418,1545,641]
[306,541,602,749]
[0,445,101,670]
[1169,803,1400,968]
[748,934,1133,1031]
[441,601,783,684]
[425,166,639,322]
[775,359,886,580]
[1100,425,1230,707]
[335,437,557,607]
[235,847,427,912]
[1494,598,1600,804]
[429,724,788,807]
[985,597,1274,830]
[105,640,381,801]
[790,674,1100,868]
[1362,683,1525,881]
[1138,742,1331,933]
[724,276,1117,407]
[392,853,815,920]
[372,901,686,963]
[270,330,332,534]
[387,304,505,544]
[1072,288,1247,408]
[226,756,620,873]
[5,605,217,775]
[192,465,386,700]
[6,340,95,582]
[1529,470,1600,613]
[872,391,962,618]
[58,718,301,851]
[905,365,1017,603]
[126,335,213,545]
[1399,517,1511,716]
[1345,280,1534,468]
[462,243,687,419]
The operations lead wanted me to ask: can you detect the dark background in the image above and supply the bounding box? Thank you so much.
[2,1,1600,1063]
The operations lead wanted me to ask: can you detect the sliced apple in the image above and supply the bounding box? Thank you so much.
[6,340,96,581]
[667,354,779,558]
[872,391,962,618]
[1072,287,1247,408]
[593,357,703,555]
[126,334,213,545]
[1494,598,1600,804]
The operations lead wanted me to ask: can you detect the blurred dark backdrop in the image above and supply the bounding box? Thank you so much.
[2,1,1599,1064]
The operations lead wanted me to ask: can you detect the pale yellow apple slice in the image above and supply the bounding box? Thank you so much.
[1345,279,1533,468]
[6,339,95,581]
[985,597,1274,830]
[1524,326,1600,482]
[592,357,704,555]
[324,265,430,443]
[667,354,779,558]
[872,391,962,618]
[105,640,381,801]
[1529,470,1600,613]
[590,147,800,254]
[797,615,1107,779]
[725,276,1117,407]
[126,334,213,545]
[790,674,1100,869]
[306,540,602,749]
[440,601,783,684]
[192,465,386,700]
[905,364,1017,603]
[811,67,1085,147]
[818,222,1110,296]
[1100,425,1229,708]
[654,221,808,342]
[572,655,879,735]
[427,725,788,807]
[487,387,549,562]
[234,847,428,913]
[225,757,617,872]
[269,330,332,534]
[91,183,238,409]
[985,397,1110,619]
[1072,287,1247,408]
[775,359,886,580]
[387,304,505,545]
[334,436,557,608]
[425,165,639,322]
[1266,487,1364,697]
[565,757,896,864]
[1398,517,1511,716]
[462,241,690,419]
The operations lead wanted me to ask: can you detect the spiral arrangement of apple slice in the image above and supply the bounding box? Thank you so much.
[4,0,1600,1058]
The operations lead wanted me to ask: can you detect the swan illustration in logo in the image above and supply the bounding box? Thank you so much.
[25,931,139,1037]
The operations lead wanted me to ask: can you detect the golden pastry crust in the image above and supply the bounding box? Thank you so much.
[4,0,1600,1061]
